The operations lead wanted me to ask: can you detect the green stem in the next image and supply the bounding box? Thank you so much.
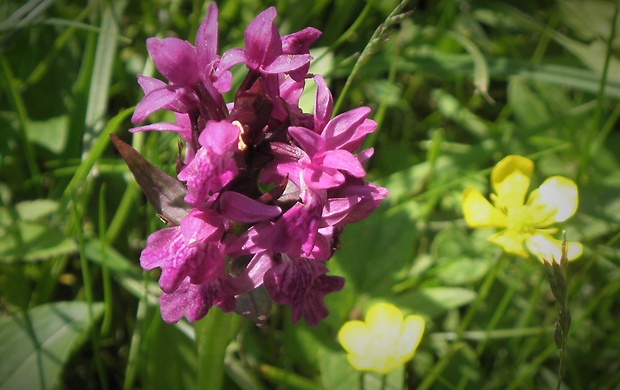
[313,0,375,72]
[417,252,503,390]
[195,309,241,389]
[578,0,618,182]
[332,0,375,114]
[72,198,109,390]
[333,0,411,114]
[0,54,41,193]
[98,185,113,336]
[556,346,566,390]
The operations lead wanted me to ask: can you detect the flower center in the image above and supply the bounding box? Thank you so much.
[506,205,536,234]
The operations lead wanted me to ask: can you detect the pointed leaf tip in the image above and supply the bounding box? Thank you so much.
[111,134,190,225]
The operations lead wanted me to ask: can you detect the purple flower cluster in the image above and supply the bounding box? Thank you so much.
[130,3,387,326]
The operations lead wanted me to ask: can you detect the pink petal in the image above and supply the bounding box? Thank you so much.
[244,7,281,69]
[198,120,240,155]
[322,107,372,150]
[320,150,366,178]
[137,74,166,94]
[180,208,224,245]
[281,27,322,55]
[219,191,282,223]
[147,37,199,85]
[313,75,333,132]
[289,126,323,156]
[196,2,219,72]
[262,54,312,74]
[303,163,345,190]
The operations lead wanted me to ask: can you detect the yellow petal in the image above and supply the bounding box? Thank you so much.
[346,352,382,373]
[397,315,425,359]
[338,321,372,356]
[488,229,528,257]
[491,155,533,210]
[462,188,507,228]
[525,233,583,261]
[338,304,426,374]
[527,176,578,226]
[366,303,404,335]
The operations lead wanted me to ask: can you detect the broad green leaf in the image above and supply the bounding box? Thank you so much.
[508,78,551,131]
[0,200,58,226]
[320,351,358,390]
[392,287,477,318]
[0,220,76,262]
[84,237,141,278]
[434,257,491,285]
[332,204,419,295]
[558,0,620,43]
[142,313,199,390]
[320,350,406,390]
[364,368,404,390]
[14,199,58,221]
[432,89,489,139]
[26,116,68,155]
[0,301,103,390]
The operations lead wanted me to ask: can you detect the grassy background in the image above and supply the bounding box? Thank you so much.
[1,0,619,389]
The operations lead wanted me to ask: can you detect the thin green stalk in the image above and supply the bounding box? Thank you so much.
[72,197,109,390]
[258,364,320,390]
[578,0,618,182]
[105,183,139,244]
[24,5,93,87]
[364,28,402,149]
[0,54,41,192]
[508,271,545,358]
[333,0,411,114]
[531,8,559,64]
[83,0,127,156]
[474,275,519,356]
[98,184,113,336]
[417,251,503,390]
[506,342,560,390]
[123,296,148,390]
[313,0,375,69]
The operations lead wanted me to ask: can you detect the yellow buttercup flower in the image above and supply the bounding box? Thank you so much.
[461,155,582,260]
[337,303,425,374]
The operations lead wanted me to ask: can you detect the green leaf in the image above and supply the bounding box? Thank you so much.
[508,78,549,130]
[0,220,76,262]
[435,257,491,286]
[320,351,358,390]
[142,314,199,390]
[392,287,477,318]
[26,116,68,155]
[82,1,127,154]
[333,204,419,295]
[110,134,190,226]
[14,199,58,221]
[0,301,103,390]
